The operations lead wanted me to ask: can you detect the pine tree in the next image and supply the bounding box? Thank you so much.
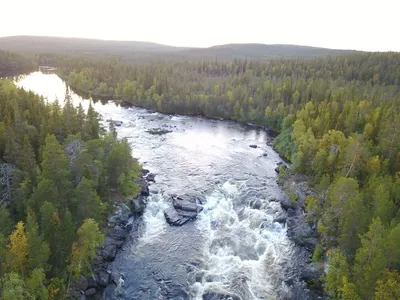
[353,218,388,299]
[74,177,103,223]
[28,179,59,214]
[19,135,38,181]
[0,206,12,236]
[40,135,71,209]
[26,212,50,272]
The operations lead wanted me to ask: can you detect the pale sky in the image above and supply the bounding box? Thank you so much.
[0,0,399,51]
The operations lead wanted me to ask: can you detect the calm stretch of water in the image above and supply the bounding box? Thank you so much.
[16,72,307,300]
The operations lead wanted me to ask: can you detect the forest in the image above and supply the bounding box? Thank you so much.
[1,45,400,299]
[0,78,141,299]
[37,52,400,299]
[0,50,37,77]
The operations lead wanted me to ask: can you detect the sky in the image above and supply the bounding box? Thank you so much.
[0,0,399,51]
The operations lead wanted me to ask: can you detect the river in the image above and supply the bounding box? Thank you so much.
[15,71,312,300]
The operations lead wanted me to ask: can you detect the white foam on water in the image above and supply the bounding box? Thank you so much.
[192,181,292,300]
[138,193,169,245]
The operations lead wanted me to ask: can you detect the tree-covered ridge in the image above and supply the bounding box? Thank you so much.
[43,52,400,298]
[0,50,37,77]
[0,36,356,63]
[0,79,140,299]
[39,52,400,122]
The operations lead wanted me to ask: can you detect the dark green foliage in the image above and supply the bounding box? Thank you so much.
[0,78,140,296]
[2,46,400,298]
[0,50,37,77]
[44,51,400,298]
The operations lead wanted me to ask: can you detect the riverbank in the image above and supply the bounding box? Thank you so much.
[275,164,324,298]
[68,168,154,299]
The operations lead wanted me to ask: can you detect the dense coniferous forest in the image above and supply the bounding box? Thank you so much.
[0,78,141,299]
[1,39,400,298]
[0,50,37,77]
[38,52,400,299]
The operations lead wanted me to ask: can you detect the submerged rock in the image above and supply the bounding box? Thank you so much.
[145,172,156,182]
[202,292,241,300]
[106,119,123,126]
[249,144,258,148]
[164,207,192,226]
[147,128,172,135]
[250,199,262,209]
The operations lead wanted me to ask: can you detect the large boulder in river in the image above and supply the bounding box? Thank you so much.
[104,237,124,249]
[141,168,150,176]
[172,194,203,212]
[164,207,192,226]
[109,226,128,241]
[108,204,131,226]
[164,195,204,226]
[102,244,117,261]
[96,271,110,288]
[134,177,149,196]
[132,195,146,213]
[145,172,156,182]
[202,292,241,300]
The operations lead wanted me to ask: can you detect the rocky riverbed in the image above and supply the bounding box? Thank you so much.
[69,168,154,300]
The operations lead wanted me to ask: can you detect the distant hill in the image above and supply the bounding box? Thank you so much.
[0,36,187,55]
[0,36,358,61]
[178,43,357,60]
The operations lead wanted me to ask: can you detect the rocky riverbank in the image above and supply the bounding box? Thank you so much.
[68,168,154,300]
[275,164,324,299]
